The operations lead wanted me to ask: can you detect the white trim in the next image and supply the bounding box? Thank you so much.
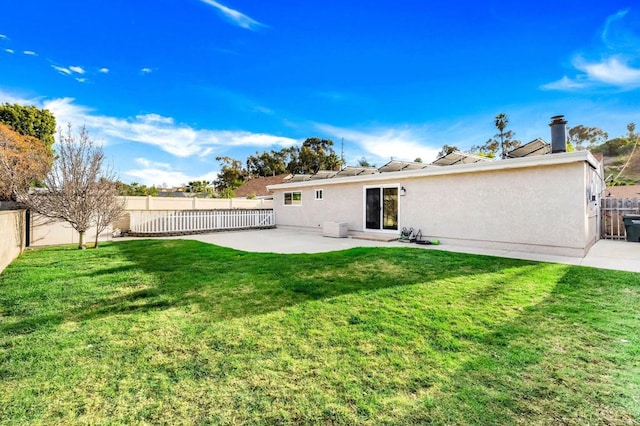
[362,183,400,233]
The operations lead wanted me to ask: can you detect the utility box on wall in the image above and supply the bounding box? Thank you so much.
[323,221,348,238]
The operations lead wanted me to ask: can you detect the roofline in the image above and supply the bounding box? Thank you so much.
[267,151,600,190]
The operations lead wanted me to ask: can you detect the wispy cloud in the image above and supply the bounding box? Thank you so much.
[200,0,265,30]
[23,50,37,56]
[52,65,72,75]
[99,67,109,74]
[39,97,297,157]
[0,34,7,39]
[75,78,87,83]
[141,67,152,74]
[577,56,640,86]
[124,158,219,187]
[543,9,640,91]
[5,49,14,54]
[69,66,85,74]
[541,75,589,91]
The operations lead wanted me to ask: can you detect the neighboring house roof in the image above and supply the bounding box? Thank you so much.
[605,185,640,198]
[234,174,291,198]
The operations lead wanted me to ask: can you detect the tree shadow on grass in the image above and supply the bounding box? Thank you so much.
[75,239,533,325]
[0,239,539,337]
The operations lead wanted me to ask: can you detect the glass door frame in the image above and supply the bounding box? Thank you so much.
[362,184,400,233]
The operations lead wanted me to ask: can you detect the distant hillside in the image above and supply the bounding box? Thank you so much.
[589,137,640,185]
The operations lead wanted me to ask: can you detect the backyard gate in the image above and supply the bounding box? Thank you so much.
[601,198,640,239]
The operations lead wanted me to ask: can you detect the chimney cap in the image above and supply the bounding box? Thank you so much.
[549,115,567,125]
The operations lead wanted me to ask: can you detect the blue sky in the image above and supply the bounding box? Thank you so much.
[1,1,639,186]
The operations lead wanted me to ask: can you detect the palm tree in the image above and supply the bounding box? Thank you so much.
[495,113,509,159]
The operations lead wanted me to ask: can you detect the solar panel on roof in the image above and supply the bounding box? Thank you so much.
[309,170,338,180]
[431,151,493,166]
[288,174,312,182]
[335,166,379,177]
[378,160,430,172]
[506,138,550,158]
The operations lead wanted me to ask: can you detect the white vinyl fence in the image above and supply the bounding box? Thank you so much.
[128,209,275,235]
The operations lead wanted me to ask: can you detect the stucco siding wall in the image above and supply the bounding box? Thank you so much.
[0,210,25,274]
[30,214,112,247]
[272,160,594,256]
[400,163,586,250]
[274,185,363,231]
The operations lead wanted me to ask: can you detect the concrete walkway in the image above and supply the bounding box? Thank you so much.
[159,228,640,273]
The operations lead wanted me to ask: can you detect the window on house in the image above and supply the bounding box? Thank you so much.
[284,191,302,205]
[315,189,323,200]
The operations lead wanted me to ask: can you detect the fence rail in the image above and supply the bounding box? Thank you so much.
[601,197,640,239]
[129,209,275,235]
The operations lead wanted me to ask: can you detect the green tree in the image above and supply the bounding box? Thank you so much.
[246,150,289,177]
[568,125,608,150]
[437,144,459,157]
[286,138,342,174]
[471,113,520,158]
[117,182,158,196]
[186,180,212,195]
[0,103,56,148]
[214,156,246,195]
[357,157,374,167]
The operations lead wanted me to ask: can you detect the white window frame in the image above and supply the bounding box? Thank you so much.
[284,191,302,206]
[315,189,324,200]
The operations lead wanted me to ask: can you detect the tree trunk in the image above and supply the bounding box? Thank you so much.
[78,230,85,249]
[94,227,100,249]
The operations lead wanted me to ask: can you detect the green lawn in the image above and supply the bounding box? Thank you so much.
[0,240,639,425]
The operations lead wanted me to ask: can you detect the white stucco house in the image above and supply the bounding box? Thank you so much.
[268,117,604,257]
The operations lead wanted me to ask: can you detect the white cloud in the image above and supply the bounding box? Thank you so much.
[316,123,442,164]
[577,56,640,87]
[99,67,109,73]
[69,66,85,74]
[0,34,7,39]
[544,9,640,91]
[38,97,297,157]
[75,78,87,83]
[5,49,14,54]
[141,67,152,74]
[124,158,219,186]
[541,76,589,91]
[52,65,72,75]
[200,0,265,30]
[23,50,37,56]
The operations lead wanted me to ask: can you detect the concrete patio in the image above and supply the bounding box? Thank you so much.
[158,227,640,273]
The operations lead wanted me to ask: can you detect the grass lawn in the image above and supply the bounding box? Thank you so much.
[1,239,639,425]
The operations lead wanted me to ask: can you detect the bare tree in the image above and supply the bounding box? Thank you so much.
[23,125,121,249]
[93,178,125,248]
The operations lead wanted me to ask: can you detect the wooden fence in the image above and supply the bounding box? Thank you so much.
[601,198,640,239]
[128,209,275,235]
